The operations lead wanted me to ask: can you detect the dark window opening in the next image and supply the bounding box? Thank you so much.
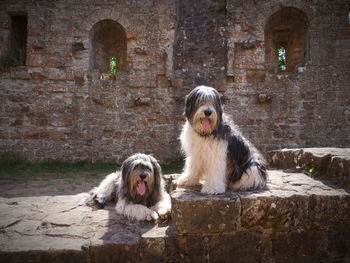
[9,14,27,66]
[89,20,127,74]
[265,8,308,74]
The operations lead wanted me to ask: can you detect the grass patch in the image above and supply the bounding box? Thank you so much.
[0,152,25,167]
[0,152,184,197]
[0,152,183,182]
[0,152,118,183]
[161,161,184,174]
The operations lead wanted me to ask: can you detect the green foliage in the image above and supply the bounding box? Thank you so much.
[110,55,117,77]
[300,164,320,178]
[0,152,117,176]
[161,160,184,174]
[278,47,286,71]
[0,152,24,167]
[0,152,184,191]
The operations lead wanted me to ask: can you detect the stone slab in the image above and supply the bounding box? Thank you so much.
[0,169,349,262]
[0,195,143,263]
[171,170,350,234]
[267,148,350,186]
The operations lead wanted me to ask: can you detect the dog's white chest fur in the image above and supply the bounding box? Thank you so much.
[181,121,227,168]
[179,121,228,194]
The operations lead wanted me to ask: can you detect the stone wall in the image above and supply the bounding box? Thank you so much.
[0,0,349,163]
[0,0,179,163]
[172,0,350,152]
[222,0,350,151]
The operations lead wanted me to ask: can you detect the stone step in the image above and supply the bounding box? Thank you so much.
[169,170,350,262]
[1,169,349,262]
[171,170,350,234]
[267,147,350,187]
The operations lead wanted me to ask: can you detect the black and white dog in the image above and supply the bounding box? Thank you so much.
[177,85,267,194]
[78,153,171,221]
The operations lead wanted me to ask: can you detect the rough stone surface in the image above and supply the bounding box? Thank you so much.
[267,147,350,186]
[171,170,350,234]
[0,170,349,262]
[0,195,144,263]
[0,0,179,163]
[0,0,349,162]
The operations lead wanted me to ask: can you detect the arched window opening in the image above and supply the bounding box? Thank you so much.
[89,20,127,74]
[265,8,308,74]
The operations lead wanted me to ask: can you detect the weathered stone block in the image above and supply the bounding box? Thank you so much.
[267,148,350,186]
[171,187,241,234]
[171,170,350,234]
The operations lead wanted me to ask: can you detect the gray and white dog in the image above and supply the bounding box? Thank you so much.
[78,153,171,221]
[177,85,267,194]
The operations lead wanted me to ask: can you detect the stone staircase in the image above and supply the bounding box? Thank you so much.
[0,148,349,263]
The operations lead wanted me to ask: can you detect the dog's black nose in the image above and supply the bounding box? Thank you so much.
[204,109,212,116]
[139,172,147,180]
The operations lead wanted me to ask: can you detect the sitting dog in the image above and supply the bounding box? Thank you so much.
[177,85,267,194]
[78,153,171,221]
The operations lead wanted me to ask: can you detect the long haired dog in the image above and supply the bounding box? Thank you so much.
[79,153,171,221]
[177,85,267,194]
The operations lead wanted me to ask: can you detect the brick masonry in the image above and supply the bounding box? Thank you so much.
[0,0,349,163]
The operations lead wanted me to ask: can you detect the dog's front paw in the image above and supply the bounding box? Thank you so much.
[176,175,188,186]
[176,174,199,187]
[145,210,159,221]
[201,183,226,194]
[157,207,171,220]
[136,207,159,221]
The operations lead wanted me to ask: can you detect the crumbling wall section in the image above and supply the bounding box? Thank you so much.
[0,0,179,163]
[0,0,349,162]
[224,0,350,152]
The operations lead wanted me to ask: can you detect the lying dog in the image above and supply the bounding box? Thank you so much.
[78,153,171,221]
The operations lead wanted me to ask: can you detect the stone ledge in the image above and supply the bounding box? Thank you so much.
[0,195,142,263]
[171,170,350,234]
[267,147,350,186]
[0,169,349,262]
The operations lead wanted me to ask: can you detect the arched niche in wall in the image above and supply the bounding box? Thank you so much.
[265,7,309,74]
[89,19,127,73]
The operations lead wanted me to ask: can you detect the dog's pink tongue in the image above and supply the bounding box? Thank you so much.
[202,118,210,131]
[137,181,146,196]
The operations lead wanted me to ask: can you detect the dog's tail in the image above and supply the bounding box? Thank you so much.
[231,156,267,191]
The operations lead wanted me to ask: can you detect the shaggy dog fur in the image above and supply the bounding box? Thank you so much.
[78,153,171,221]
[177,85,267,194]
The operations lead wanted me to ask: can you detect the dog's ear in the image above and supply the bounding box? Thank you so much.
[184,93,192,119]
[185,88,199,120]
[149,155,162,203]
[149,155,162,187]
[118,156,135,200]
[121,156,133,184]
[149,155,162,177]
